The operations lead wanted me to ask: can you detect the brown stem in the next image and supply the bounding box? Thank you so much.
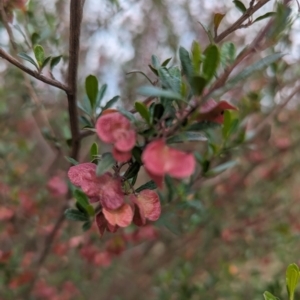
[22,1,85,297]
[0,48,69,92]
[214,0,271,43]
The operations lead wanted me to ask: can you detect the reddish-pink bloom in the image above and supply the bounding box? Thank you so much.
[96,212,118,237]
[198,99,237,124]
[47,176,68,197]
[68,163,124,210]
[130,190,161,226]
[96,112,136,162]
[102,203,133,228]
[142,139,195,187]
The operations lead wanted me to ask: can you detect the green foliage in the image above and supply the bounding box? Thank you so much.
[233,0,247,14]
[96,152,115,176]
[202,44,220,83]
[85,75,98,109]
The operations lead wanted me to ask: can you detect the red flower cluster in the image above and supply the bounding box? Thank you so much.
[142,139,196,188]
[68,163,161,236]
[96,112,136,162]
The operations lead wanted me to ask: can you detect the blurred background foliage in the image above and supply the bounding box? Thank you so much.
[1,0,300,299]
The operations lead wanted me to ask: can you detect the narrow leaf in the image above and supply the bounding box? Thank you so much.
[18,52,39,70]
[220,42,236,66]
[34,45,45,68]
[263,291,279,300]
[136,180,157,193]
[64,208,89,222]
[124,161,140,180]
[90,142,98,160]
[191,76,206,95]
[41,56,51,69]
[233,0,247,13]
[135,101,151,124]
[74,189,89,208]
[202,44,220,83]
[137,86,183,101]
[65,156,79,165]
[151,55,160,68]
[191,41,202,74]
[222,110,232,139]
[286,263,299,300]
[226,53,284,88]
[96,83,108,108]
[254,12,276,23]
[96,152,115,176]
[148,64,158,76]
[82,221,92,232]
[179,46,193,80]
[161,57,172,67]
[102,95,119,111]
[167,132,207,144]
[206,160,237,176]
[50,55,62,70]
[214,13,225,33]
[85,75,98,109]
[117,107,136,122]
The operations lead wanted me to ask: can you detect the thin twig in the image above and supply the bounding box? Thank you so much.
[214,0,271,43]
[0,48,69,91]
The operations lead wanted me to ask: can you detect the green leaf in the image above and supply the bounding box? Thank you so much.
[151,103,165,124]
[34,44,45,68]
[65,156,79,165]
[263,291,279,300]
[187,121,220,131]
[135,101,151,124]
[206,160,237,176]
[90,142,98,160]
[222,110,232,139]
[165,175,174,202]
[191,76,206,96]
[132,146,143,164]
[161,57,172,67]
[136,180,157,193]
[41,56,51,69]
[18,52,39,70]
[157,67,178,92]
[214,13,225,33]
[85,75,98,109]
[117,107,136,122]
[233,0,247,14]
[225,53,284,89]
[179,46,193,80]
[191,41,202,74]
[202,44,220,83]
[96,152,115,176]
[64,208,89,222]
[220,42,236,66]
[79,115,93,128]
[151,55,160,68]
[124,161,140,180]
[96,83,108,108]
[82,221,92,232]
[254,12,276,23]
[167,132,207,144]
[286,263,299,300]
[50,55,62,70]
[102,95,119,111]
[31,32,40,46]
[148,64,158,76]
[74,189,89,208]
[137,86,183,101]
